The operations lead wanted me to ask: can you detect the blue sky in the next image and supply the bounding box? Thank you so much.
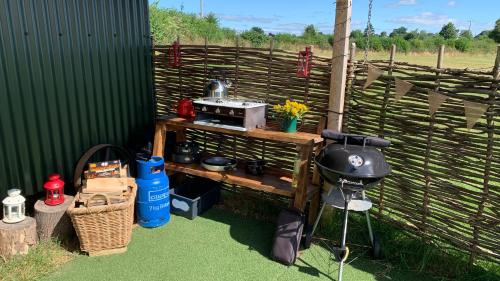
[153,0,499,35]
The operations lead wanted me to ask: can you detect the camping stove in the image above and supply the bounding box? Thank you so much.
[193,98,267,131]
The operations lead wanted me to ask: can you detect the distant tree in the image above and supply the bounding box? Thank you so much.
[459,30,473,39]
[350,29,364,39]
[475,30,491,39]
[205,13,219,26]
[455,37,472,52]
[439,22,458,39]
[303,25,317,37]
[364,23,374,37]
[489,19,500,43]
[380,31,388,37]
[390,27,407,37]
[250,27,265,34]
[241,27,267,46]
[404,29,419,40]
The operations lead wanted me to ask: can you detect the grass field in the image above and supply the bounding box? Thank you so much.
[180,38,497,70]
[311,48,497,69]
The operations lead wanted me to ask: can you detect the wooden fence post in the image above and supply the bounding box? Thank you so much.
[421,45,445,237]
[235,36,240,97]
[327,0,352,132]
[377,44,396,218]
[468,45,500,265]
[204,36,208,87]
[177,36,182,97]
[265,37,275,102]
[303,45,313,104]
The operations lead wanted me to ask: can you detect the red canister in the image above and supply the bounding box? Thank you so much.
[176,98,195,119]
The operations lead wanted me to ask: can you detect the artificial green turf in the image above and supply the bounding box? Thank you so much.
[44,209,433,281]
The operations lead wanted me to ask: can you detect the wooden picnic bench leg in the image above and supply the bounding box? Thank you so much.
[153,123,167,157]
[292,141,314,211]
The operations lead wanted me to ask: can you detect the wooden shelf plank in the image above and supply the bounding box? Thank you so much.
[165,161,320,199]
[165,161,294,197]
[157,116,323,145]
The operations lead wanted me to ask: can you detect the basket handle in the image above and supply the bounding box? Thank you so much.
[85,193,111,207]
[73,144,134,193]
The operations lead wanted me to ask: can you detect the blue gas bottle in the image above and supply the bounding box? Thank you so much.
[136,156,170,228]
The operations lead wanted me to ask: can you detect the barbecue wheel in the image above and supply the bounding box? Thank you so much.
[371,233,382,259]
[303,225,313,249]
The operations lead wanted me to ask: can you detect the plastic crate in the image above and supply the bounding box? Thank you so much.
[169,177,220,220]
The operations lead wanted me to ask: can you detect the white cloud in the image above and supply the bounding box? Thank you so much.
[390,12,454,26]
[447,0,456,7]
[386,0,418,8]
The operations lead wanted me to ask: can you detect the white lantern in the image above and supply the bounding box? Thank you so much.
[2,189,26,223]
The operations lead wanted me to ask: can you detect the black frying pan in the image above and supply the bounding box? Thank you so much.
[201,156,237,171]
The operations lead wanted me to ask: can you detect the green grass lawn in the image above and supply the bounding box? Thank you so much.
[42,209,433,281]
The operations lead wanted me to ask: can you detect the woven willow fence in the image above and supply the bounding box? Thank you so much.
[153,43,331,173]
[153,42,499,263]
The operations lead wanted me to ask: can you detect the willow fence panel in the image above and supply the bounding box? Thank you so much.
[153,42,499,264]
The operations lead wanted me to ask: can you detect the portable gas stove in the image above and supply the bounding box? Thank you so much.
[193,98,267,131]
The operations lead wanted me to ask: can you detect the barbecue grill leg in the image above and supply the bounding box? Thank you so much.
[338,196,350,281]
[362,191,374,246]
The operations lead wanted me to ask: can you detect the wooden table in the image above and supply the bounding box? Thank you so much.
[152,117,323,225]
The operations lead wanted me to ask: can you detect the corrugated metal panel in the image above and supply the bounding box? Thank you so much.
[0,0,152,197]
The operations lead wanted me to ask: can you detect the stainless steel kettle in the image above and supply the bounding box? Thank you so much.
[204,80,230,99]
[204,69,231,99]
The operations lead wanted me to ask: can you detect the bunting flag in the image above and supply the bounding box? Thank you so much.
[463,101,489,129]
[394,78,413,101]
[427,90,448,115]
[363,65,384,89]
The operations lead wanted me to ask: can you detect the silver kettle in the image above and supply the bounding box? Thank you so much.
[204,69,231,99]
[204,79,231,99]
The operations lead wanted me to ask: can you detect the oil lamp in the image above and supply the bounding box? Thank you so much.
[296,46,312,78]
[2,189,26,223]
[43,174,65,206]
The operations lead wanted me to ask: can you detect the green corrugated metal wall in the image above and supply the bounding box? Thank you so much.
[0,0,152,197]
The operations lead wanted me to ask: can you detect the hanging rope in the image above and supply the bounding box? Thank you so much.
[364,0,373,63]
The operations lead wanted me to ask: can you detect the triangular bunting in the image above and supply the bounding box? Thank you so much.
[394,78,413,101]
[428,90,448,115]
[463,101,489,129]
[363,65,384,89]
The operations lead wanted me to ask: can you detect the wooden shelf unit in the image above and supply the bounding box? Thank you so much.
[153,116,324,226]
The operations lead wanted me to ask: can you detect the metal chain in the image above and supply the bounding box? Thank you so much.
[364,0,373,63]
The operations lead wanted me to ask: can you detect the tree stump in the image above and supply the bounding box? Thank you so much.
[0,217,37,258]
[34,196,74,241]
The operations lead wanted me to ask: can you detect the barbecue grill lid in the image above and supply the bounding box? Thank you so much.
[317,144,391,178]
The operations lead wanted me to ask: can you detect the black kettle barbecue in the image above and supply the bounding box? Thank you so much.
[309,130,391,281]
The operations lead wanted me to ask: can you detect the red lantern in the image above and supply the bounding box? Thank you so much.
[43,174,65,206]
[168,41,181,68]
[296,46,312,78]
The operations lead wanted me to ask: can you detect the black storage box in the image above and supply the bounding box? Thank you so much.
[169,177,221,220]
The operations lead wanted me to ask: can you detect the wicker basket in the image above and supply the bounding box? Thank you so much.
[67,180,136,254]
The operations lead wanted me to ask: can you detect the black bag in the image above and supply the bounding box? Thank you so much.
[270,208,305,265]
